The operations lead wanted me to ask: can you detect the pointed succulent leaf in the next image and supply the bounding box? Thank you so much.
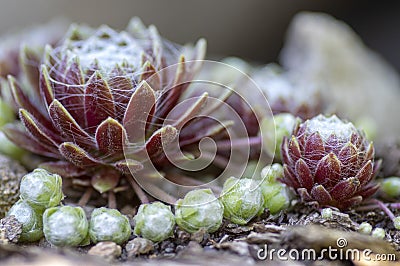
[20,45,41,97]
[84,71,116,133]
[91,168,121,193]
[59,142,102,168]
[304,132,325,161]
[95,117,127,155]
[314,153,341,185]
[108,67,133,118]
[40,65,55,106]
[364,143,374,162]
[340,196,363,209]
[9,76,52,128]
[297,188,312,202]
[355,160,373,186]
[19,109,60,147]
[49,99,95,148]
[281,164,300,188]
[288,136,301,162]
[123,80,156,143]
[173,92,208,129]
[310,185,332,205]
[146,125,178,157]
[329,177,360,201]
[295,158,313,190]
[356,183,380,199]
[338,142,358,166]
[3,124,61,158]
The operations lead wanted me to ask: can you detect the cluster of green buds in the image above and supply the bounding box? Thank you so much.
[43,206,89,247]
[6,168,63,242]
[175,189,224,233]
[260,164,292,214]
[134,202,175,242]
[43,206,131,247]
[220,177,264,225]
[380,177,400,198]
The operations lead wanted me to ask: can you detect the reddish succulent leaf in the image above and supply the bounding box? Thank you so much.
[372,159,381,176]
[40,65,55,106]
[59,142,102,168]
[310,185,332,205]
[356,183,380,199]
[338,142,358,166]
[113,159,144,174]
[295,158,314,190]
[329,177,360,201]
[2,124,61,158]
[123,80,156,143]
[364,143,374,162]
[19,109,60,147]
[314,153,341,185]
[20,45,41,98]
[281,136,291,165]
[325,134,339,153]
[297,188,312,201]
[61,57,87,126]
[48,99,95,148]
[139,61,160,89]
[108,69,133,119]
[145,125,178,157]
[282,164,300,189]
[288,136,301,162]
[95,117,126,155]
[304,132,325,161]
[340,196,363,209]
[173,92,208,129]
[355,160,373,186]
[9,76,52,128]
[84,71,116,133]
[39,161,88,178]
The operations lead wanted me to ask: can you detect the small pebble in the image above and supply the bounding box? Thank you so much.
[125,237,154,257]
[88,241,122,261]
[0,215,22,243]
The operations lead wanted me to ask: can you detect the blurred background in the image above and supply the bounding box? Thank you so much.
[0,0,399,70]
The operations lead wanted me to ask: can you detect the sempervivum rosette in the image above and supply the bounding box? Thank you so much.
[280,114,380,210]
[3,18,214,204]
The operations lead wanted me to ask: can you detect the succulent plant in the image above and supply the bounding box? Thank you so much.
[134,201,175,242]
[19,168,63,211]
[43,206,89,247]
[7,199,43,242]
[280,114,380,210]
[175,188,223,233]
[0,155,27,217]
[89,207,131,245]
[220,177,264,225]
[2,18,243,204]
